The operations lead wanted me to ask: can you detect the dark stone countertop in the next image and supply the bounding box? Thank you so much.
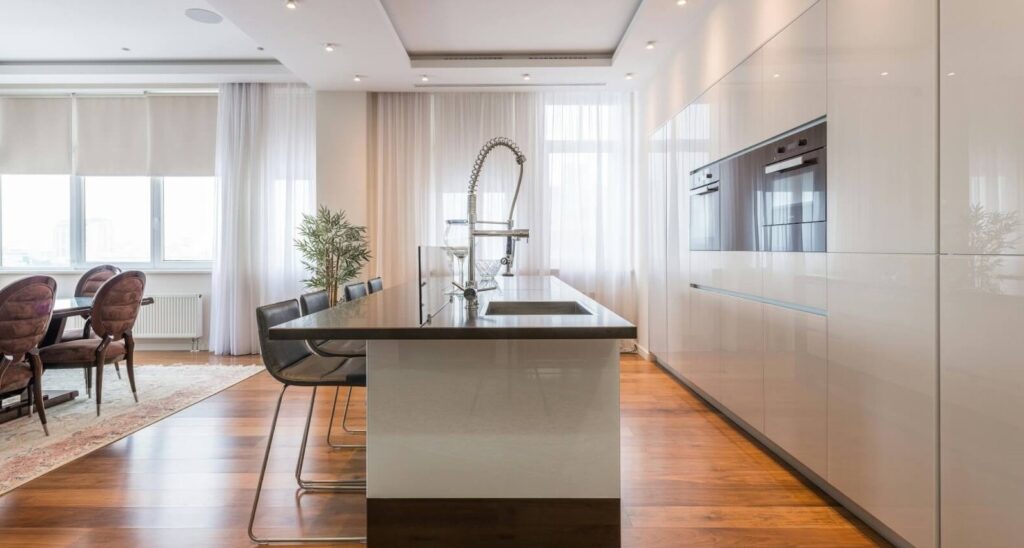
[269,276,636,340]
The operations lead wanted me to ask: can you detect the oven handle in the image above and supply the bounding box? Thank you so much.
[693,184,719,196]
[765,153,819,175]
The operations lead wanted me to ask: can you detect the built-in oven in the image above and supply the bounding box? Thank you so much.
[759,122,826,252]
[689,171,720,251]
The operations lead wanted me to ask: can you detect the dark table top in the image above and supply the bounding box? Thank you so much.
[52,296,155,319]
[270,276,636,341]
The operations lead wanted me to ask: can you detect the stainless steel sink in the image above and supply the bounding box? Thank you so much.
[484,300,593,316]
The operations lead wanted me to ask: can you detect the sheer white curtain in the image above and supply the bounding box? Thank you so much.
[210,83,316,355]
[370,91,636,322]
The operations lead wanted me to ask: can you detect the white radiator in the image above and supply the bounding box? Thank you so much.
[66,294,203,341]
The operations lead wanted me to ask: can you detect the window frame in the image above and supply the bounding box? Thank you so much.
[0,174,214,272]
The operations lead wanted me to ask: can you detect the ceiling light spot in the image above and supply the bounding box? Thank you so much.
[421,75,430,82]
[184,8,223,24]
[645,41,656,50]
[625,73,635,80]
[880,71,890,76]
[353,75,362,82]
[522,74,531,81]
[773,73,781,78]
[324,43,336,52]
[121,47,131,52]
[286,0,297,9]
[677,0,687,5]
[946,71,956,77]
[257,46,265,51]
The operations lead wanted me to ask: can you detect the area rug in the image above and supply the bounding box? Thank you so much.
[0,363,263,495]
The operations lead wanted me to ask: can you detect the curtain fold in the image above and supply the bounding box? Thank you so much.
[370,91,636,323]
[210,83,315,355]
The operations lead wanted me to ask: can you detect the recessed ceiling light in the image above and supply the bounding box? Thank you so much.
[676,0,687,5]
[257,46,265,51]
[772,73,781,78]
[121,47,131,52]
[286,0,297,9]
[880,71,890,76]
[184,8,223,24]
[324,43,336,52]
[946,71,956,77]
[353,75,362,82]
[522,74,531,81]
[421,75,430,82]
[625,73,635,80]
[645,41,656,50]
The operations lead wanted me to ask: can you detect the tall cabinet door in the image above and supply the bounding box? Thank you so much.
[940,0,1024,255]
[665,110,693,376]
[762,1,826,140]
[827,0,937,254]
[718,50,764,159]
[647,126,669,356]
[718,294,764,432]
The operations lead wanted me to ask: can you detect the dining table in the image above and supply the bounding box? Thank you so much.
[0,296,154,425]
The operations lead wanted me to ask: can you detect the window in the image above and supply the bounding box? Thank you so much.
[84,176,151,263]
[163,177,216,261]
[0,175,71,267]
[0,175,215,270]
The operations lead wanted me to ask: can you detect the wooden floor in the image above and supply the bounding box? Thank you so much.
[0,352,887,547]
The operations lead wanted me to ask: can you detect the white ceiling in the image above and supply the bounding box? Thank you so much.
[0,0,719,91]
[0,0,271,61]
[380,0,642,55]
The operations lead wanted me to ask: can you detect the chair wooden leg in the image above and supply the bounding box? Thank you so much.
[125,335,138,402]
[83,367,91,398]
[29,354,48,436]
[94,363,103,417]
[114,361,122,380]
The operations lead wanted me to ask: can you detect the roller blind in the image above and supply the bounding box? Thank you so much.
[74,96,150,176]
[0,97,72,174]
[148,95,217,176]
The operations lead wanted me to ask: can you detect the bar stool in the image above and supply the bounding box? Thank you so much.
[250,299,367,545]
[299,289,367,448]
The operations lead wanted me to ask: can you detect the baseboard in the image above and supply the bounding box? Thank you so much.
[634,344,656,362]
[651,358,914,548]
[367,498,619,547]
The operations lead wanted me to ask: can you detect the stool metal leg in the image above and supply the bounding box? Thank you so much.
[296,386,366,491]
[248,385,367,545]
[326,387,366,449]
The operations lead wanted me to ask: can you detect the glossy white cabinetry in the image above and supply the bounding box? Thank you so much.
[689,250,721,288]
[647,126,669,357]
[826,0,937,254]
[827,253,937,548]
[694,87,721,164]
[718,294,764,431]
[664,115,691,375]
[683,287,720,399]
[763,1,826,141]
[762,252,826,310]
[719,251,763,296]
[764,306,827,476]
[940,0,1024,255]
[718,50,763,158]
[940,255,1024,547]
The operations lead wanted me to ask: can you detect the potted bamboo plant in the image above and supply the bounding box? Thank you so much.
[295,205,371,306]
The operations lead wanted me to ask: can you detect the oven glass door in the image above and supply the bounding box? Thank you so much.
[689,183,720,251]
[761,147,826,251]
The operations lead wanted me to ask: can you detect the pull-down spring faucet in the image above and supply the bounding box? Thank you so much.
[456,137,530,312]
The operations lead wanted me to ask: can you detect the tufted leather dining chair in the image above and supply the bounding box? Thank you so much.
[0,276,57,435]
[61,264,121,342]
[40,271,145,416]
[249,299,367,544]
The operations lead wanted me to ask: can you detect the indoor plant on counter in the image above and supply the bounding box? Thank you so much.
[295,205,371,306]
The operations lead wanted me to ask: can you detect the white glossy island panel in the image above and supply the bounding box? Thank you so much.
[366,338,620,499]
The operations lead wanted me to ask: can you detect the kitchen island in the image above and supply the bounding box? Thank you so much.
[269,275,635,547]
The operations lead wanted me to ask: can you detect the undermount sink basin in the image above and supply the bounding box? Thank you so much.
[484,300,593,316]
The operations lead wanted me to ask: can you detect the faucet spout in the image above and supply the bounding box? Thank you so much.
[465,137,528,312]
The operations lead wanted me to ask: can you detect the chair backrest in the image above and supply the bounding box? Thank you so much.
[255,299,311,381]
[75,264,121,298]
[367,277,384,294]
[0,276,56,363]
[344,282,368,301]
[90,271,146,340]
[299,290,330,315]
